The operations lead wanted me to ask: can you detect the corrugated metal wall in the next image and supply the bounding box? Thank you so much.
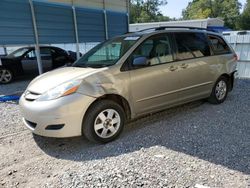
[34,1,75,44]
[224,33,250,78]
[224,34,250,61]
[76,7,105,42]
[0,0,129,45]
[0,0,34,44]
[107,11,128,38]
[48,0,128,12]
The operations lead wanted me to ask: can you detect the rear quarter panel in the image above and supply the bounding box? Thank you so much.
[209,53,237,83]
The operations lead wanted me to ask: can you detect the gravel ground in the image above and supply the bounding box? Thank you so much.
[0,79,249,188]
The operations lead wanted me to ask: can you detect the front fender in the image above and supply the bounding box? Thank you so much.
[77,70,130,99]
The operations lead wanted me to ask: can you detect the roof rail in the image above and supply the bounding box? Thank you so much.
[137,26,208,33]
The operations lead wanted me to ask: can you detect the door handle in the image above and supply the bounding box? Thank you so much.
[169,66,178,71]
[180,63,188,69]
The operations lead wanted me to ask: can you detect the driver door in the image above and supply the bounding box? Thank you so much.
[128,34,184,116]
[21,49,38,74]
[22,48,52,74]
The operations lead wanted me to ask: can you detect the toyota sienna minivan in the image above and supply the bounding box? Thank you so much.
[20,27,237,143]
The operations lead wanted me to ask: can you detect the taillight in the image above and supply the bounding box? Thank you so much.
[233,53,239,61]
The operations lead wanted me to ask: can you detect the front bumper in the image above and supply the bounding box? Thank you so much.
[19,93,96,138]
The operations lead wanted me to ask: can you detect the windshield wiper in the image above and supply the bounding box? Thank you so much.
[74,64,109,68]
[73,64,90,68]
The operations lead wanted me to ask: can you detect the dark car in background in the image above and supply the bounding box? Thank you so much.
[0,46,78,84]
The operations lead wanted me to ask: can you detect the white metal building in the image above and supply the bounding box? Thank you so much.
[129,18,224,32]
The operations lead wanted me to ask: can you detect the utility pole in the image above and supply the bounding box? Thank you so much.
[72,0,80,60]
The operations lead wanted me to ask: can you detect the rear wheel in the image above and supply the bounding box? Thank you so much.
[0,68,13,84]
[82,100,125,143]
[208,76,229,104]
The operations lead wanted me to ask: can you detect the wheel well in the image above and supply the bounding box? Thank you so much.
[95,94,131,121]
[220,73,234,91]
[220,73,230,80]
[0,66,15,76]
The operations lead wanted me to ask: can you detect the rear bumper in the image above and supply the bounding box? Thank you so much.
[19,93,96,138]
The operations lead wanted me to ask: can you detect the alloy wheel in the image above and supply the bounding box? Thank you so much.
[94,109,121,139]
[215,80,227,100]
[0,69,12,83]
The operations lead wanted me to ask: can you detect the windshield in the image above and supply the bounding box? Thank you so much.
[73,36,140,68]
[8,48,30,58]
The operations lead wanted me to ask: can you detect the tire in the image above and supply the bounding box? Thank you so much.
[208,76,229,104]
[0,68,13,84]
[82,100,125,143]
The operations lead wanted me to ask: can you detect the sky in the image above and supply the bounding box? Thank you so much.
[159,0,247,18]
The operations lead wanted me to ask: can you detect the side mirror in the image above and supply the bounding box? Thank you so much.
[132,56,149,67]
[24,54,34,60]
[23,54,29,59]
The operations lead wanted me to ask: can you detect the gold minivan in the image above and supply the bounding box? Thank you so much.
[20,27,237,143]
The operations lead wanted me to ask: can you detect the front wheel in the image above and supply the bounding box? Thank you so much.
[208,76,229,104]
[82,100,125,143]
[0,68,13,84]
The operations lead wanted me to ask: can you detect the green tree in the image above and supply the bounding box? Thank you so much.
[182,0,241,29]
[130,0,170,23]
[237,0,250,29]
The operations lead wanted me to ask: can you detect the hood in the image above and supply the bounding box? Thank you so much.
[27,67,106,94]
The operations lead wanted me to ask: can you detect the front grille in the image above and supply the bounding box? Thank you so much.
[25,119,37,129]
[24,91,41,101]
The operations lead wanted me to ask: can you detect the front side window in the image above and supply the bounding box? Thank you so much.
[73,36,139,68]
[208,35,231,55]
[24,49,51,60]
[25,50,36,59]
[175,32,211,60]
[131,34,173,67]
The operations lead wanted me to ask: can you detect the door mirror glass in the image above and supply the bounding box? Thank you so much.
[132,56,149,67]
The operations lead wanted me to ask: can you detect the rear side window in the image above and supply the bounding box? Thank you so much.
[208,35,231,55]
[54,48,68,56]
[40,48,51,57]
[131,34,174,66]
[175,32,211,60]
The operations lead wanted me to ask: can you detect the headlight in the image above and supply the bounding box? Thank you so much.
[37,80,82,101]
